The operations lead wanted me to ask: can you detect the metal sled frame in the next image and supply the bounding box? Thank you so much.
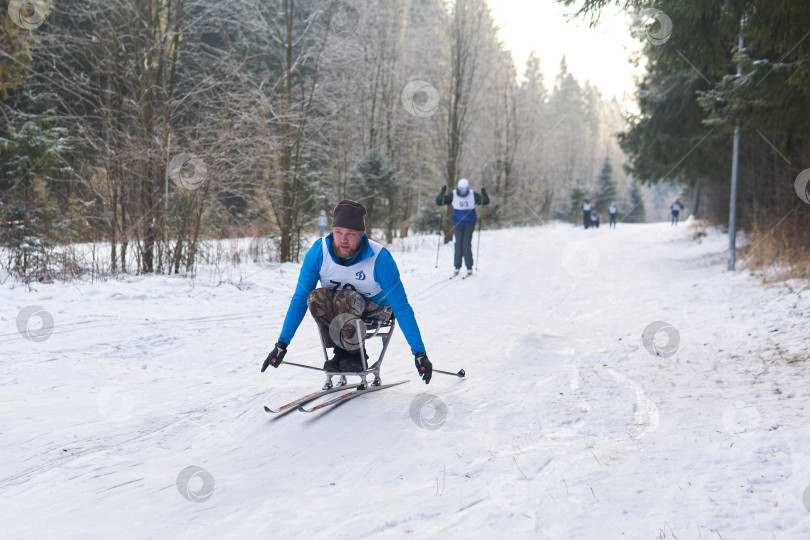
[318,314,397,391]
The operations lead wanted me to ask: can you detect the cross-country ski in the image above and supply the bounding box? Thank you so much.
[264,383,361,415]
[299,380,409,413]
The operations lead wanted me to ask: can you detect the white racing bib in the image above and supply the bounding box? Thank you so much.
[452,190,476,210]
[320,238,384,298]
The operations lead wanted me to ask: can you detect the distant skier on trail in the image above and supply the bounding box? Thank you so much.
[582,199,592,229]
[590,212,599,228]
[436,178,490,277]
[609,203,618,228]
[261,200,432,384]
[671,200,683,225]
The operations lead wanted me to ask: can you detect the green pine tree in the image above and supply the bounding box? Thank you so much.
[593,157,616,215]
[625,182,646,223]
[348,149,398,241]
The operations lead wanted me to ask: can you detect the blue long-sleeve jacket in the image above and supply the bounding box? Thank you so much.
[278,234,426,355]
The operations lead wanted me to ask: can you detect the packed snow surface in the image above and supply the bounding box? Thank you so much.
[2,221,810,539]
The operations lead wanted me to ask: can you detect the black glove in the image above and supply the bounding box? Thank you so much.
[261,341,287,372]
[414,352,432,384]
[481,187,488,196]
[440,185,447,194]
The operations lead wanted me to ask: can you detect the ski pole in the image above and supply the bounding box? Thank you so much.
[434,368,465,378]
[474,186,484,271]
[283,359,463,377]
[281,360,324,371]
[434,189,445,268]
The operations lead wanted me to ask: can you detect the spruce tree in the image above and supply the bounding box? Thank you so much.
[625,182,646,223]
[593,157,616,215]
[348,149,397,239]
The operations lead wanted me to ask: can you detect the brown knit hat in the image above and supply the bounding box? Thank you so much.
[332,199,366,231]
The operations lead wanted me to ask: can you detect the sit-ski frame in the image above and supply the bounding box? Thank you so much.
[318,315,397,391]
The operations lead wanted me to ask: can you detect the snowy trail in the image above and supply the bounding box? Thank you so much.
[2,222,810,539]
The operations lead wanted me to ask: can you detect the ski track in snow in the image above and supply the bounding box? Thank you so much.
[1,221,810,539]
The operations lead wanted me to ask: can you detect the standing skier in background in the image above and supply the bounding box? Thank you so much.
[318,210,327,237]
[582,199,592,229]
[261,200,432,384]
[671,200,683,225]
[609,203,618,228]
[436,178,490,277]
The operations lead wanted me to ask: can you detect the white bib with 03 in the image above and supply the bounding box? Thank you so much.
[320,238,384,298]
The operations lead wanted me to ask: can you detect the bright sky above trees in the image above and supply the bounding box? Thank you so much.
[488,0,643,107]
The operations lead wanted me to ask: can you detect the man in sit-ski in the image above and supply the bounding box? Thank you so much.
[261,200,432,384]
